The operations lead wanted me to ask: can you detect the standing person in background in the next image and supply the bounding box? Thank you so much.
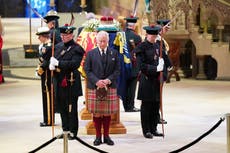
[35,27,52,127]
[44,10,62,45]
[49,24,85,139]
[84,31,120,146]
[44,10,62,115]
[123,16,142,112]
[134,25,164,139]
[0,16,4,84]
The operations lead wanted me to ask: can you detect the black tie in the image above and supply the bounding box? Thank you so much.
[102,50,106,69]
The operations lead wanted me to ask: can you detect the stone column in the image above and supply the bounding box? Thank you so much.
[217,25,224,44]
[196,55,206,79]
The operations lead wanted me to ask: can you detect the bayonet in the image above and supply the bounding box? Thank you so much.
[133,0,139,17]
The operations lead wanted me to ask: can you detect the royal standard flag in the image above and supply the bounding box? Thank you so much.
[76,31,97,78]
[113,32,132,101]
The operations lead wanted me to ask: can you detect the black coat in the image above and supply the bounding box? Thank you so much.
[125,28,142,77]
[84,47,120,89]
[54,40,85,100]
[134,40,161,101]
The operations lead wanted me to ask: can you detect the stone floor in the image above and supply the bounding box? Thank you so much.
[0,67,229,153]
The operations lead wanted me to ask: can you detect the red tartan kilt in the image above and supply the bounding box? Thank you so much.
[87,88,119,115]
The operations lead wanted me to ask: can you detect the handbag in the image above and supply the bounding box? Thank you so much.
[96,86,108,100]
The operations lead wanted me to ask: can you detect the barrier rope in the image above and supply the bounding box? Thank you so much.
[29,117,225,153]
[28,134,108,153]
[169,117,225,153]
[28,134,61,153]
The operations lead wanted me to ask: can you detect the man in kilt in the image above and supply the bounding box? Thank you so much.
[49,24,85,139]
[84,31,120,146]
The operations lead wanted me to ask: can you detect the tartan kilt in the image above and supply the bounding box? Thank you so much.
[87,88,119,114]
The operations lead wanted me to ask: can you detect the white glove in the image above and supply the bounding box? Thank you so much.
[35,71,39,77]
[157,58,164,72]
[50,57,59,66]
[49,63,55,70]
[167,66,173,71]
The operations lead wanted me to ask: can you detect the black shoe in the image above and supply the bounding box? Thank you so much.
[68,132,77,140]
[125,108,140,112]
[152,131,164,137]
[40,122,51,127]
[158,119,167,124]
[104,136,114,145]
[144,132,153,139]
[133,107,140,112]
[93,137,102,146]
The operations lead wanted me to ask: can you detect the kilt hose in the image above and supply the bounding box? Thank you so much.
[87,88,119,114]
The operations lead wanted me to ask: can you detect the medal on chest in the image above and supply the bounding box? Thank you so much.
[60,46,72,56]
[61,50,66,56]
[41,47,46,54]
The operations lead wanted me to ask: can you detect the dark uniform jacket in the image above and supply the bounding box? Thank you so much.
[39,43,52,70]
[134,40,161,101]
[125,28,142,77]
[54,40,85,107]
[84,47,120,89]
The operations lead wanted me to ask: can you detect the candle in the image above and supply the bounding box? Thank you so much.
[81,0,86,6]
[50,0,55,7]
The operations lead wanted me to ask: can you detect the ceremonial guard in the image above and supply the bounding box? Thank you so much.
[134,25,164,139]
[43,10,62,45]
[155,19,173,124]
[84,31,120,146]
[36,27,52,127]
[49,24,85,139]
[123,16,142,112]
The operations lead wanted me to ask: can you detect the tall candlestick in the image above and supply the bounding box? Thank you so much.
[50,0,55,7]
[81,0,86,6]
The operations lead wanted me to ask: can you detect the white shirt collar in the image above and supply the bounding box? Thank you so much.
[99,47,107,55]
